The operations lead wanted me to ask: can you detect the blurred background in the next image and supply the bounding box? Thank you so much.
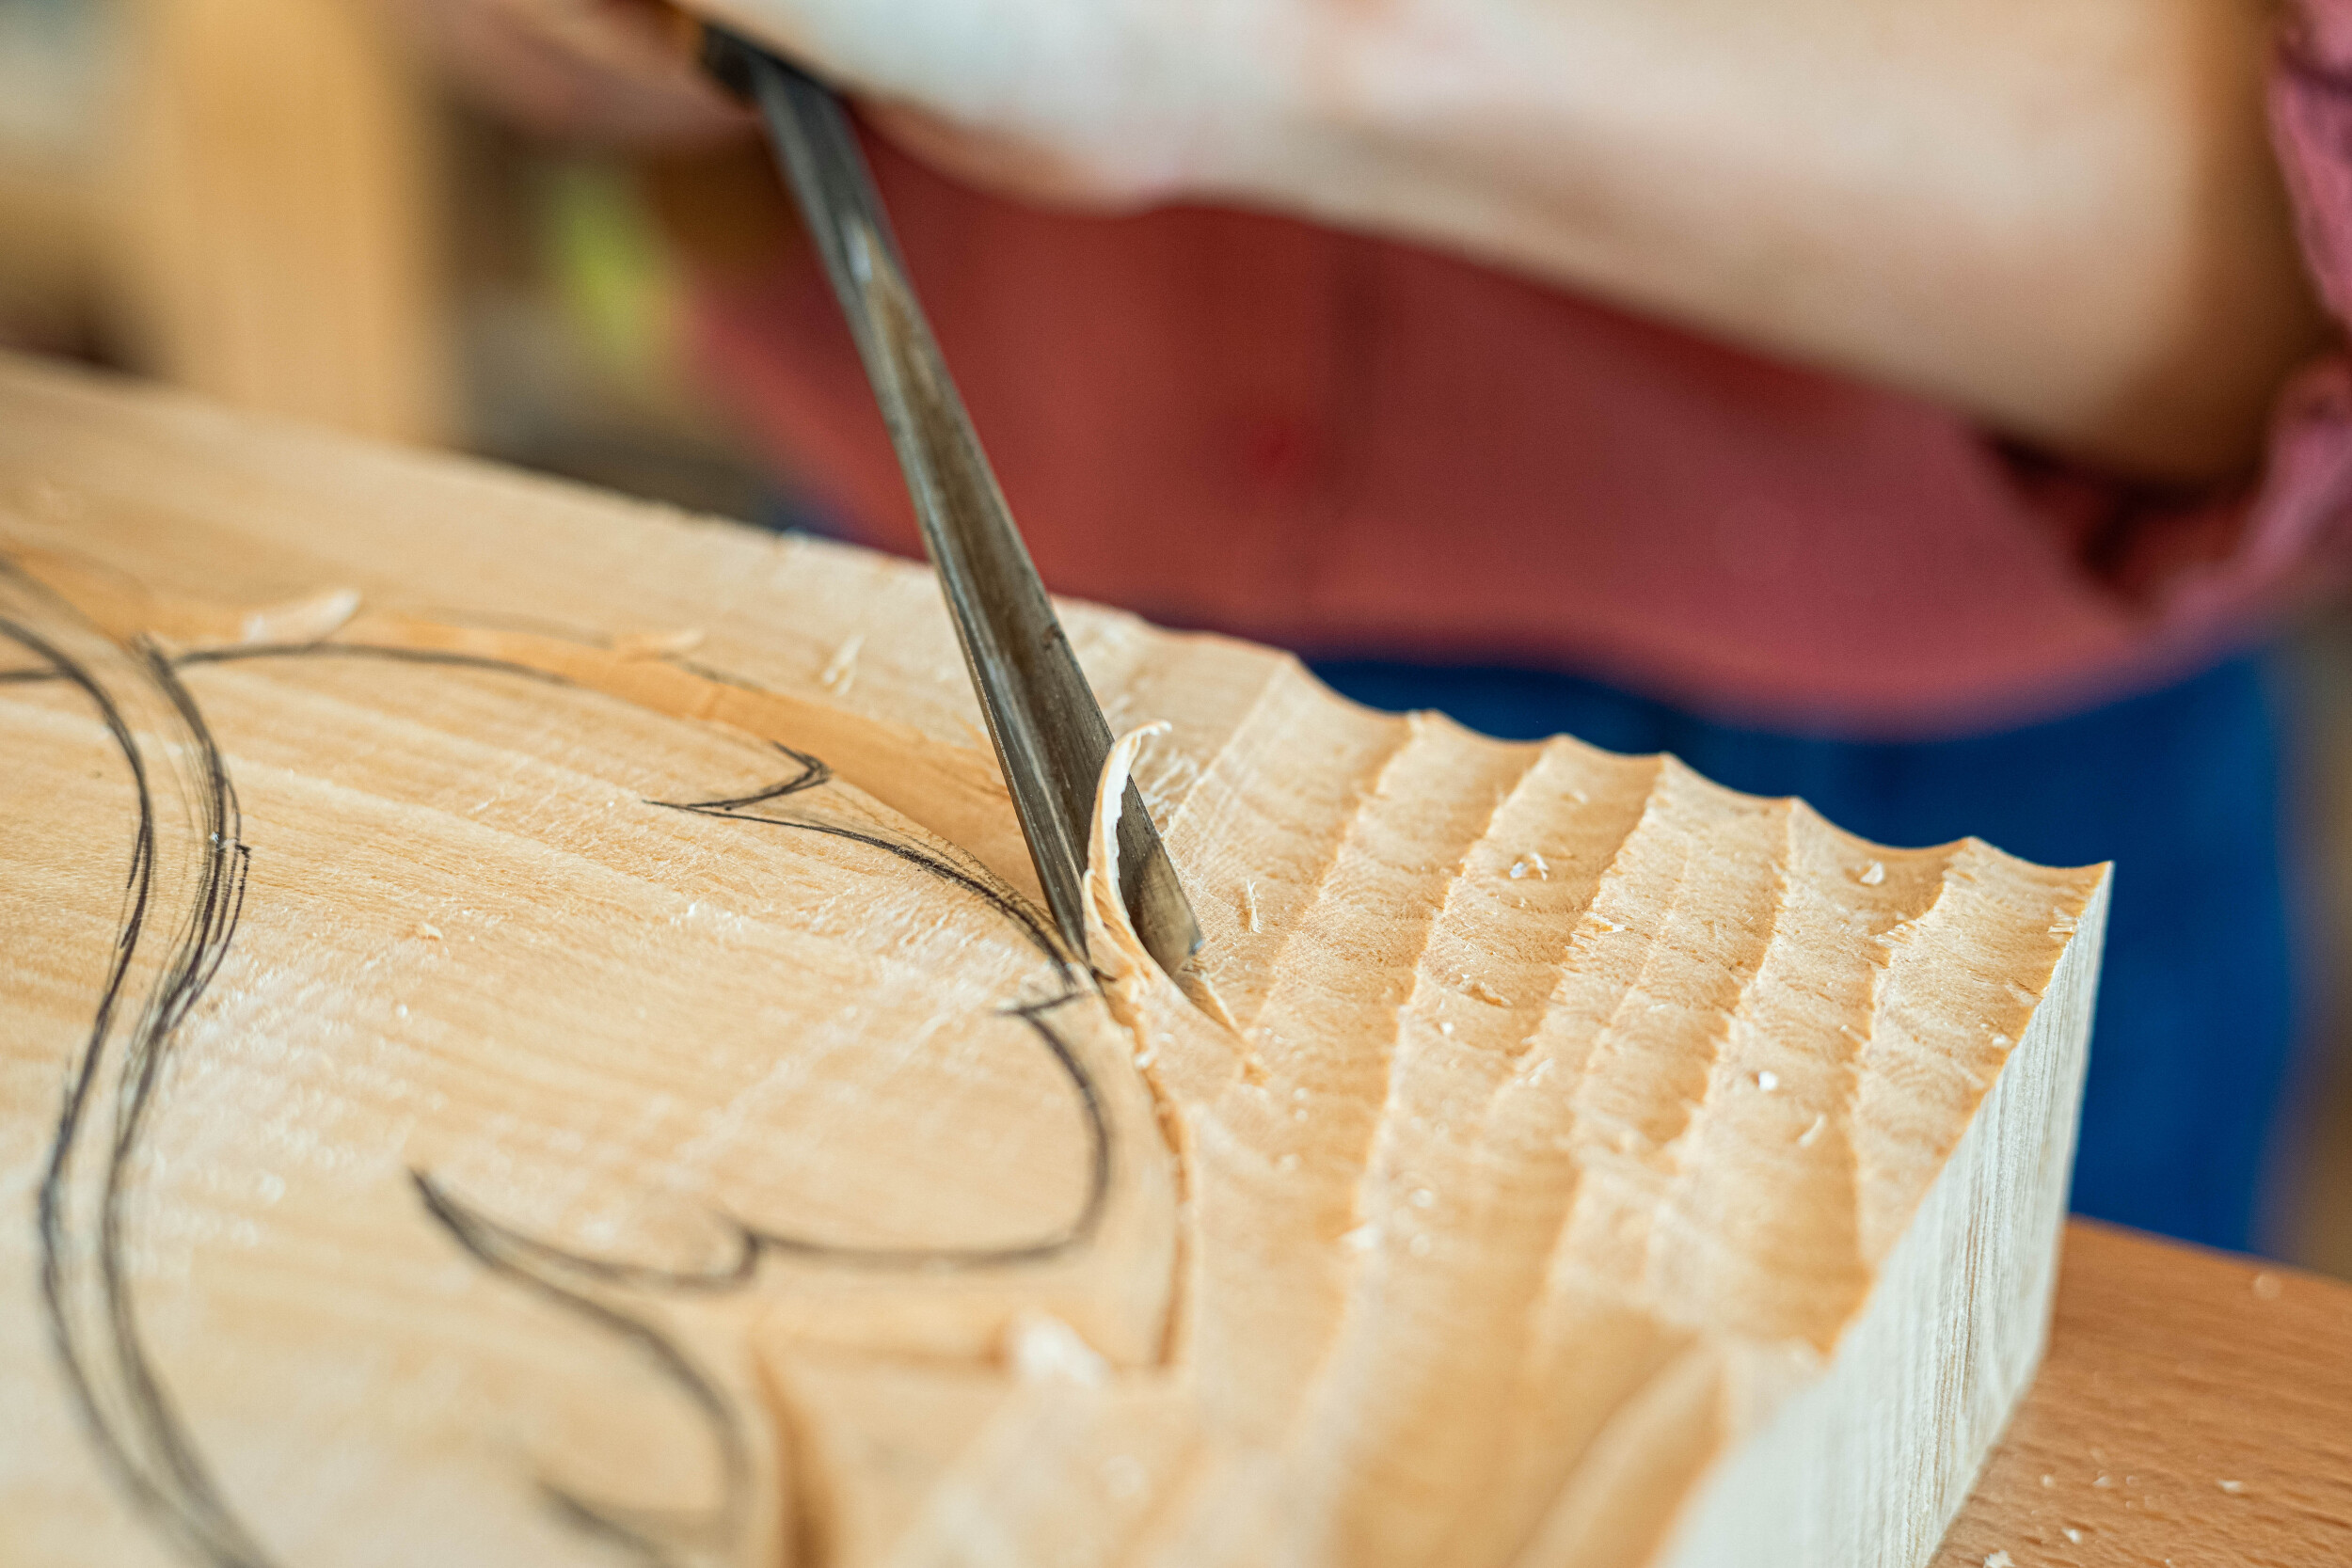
[3,0,2347,1275]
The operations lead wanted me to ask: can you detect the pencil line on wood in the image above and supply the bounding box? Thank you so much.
[6,600,273,1568]
[8,580,1139,1565]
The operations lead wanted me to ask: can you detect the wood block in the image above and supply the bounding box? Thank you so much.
[0,354,2106,1568]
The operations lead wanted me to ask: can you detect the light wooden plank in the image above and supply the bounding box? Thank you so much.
[0,354,2107,1568]
[112,0,452,443]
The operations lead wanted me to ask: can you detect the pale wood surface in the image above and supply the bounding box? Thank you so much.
[115,0,452,443]
[0,0,453,441]
[1938,1221,2352,1568]
[0,355,2107,1568]
[0,0,452,441]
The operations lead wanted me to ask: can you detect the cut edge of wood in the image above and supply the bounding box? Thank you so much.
[1651,867,2108,1568]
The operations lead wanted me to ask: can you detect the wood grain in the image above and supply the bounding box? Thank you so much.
[1939,1221,2352,1568]
[0,353,2110,1568]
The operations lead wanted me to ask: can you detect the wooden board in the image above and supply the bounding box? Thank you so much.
[1935,1221,2352,1568]
[111,0,452,443]
[0,352,2106,1568]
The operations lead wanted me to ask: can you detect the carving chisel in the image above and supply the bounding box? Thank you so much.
[700,27,1204,978]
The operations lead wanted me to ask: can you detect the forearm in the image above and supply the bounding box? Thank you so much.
[697,0,2326,481]
[1235,0,2326,481]
[453,0,2326,480]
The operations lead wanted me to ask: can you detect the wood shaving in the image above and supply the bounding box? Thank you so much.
[1008,1312,1108,1386]
[237,588,360,647]
[819,634,864,694]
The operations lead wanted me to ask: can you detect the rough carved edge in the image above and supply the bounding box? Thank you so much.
[1654,870,2109,1568]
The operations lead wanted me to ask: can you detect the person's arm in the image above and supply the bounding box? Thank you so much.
[406,0,2334,481]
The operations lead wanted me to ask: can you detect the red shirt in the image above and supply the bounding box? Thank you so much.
[693,9,2352,737]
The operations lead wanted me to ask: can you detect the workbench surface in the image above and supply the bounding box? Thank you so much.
[1936,1220,2352,1567]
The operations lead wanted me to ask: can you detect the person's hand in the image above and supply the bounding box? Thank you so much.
[388,0,1266,202]
[686,0,1314,208]
[392,0,752,145]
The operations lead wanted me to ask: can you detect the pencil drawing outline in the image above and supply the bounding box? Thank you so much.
[5,557,1136,1568]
